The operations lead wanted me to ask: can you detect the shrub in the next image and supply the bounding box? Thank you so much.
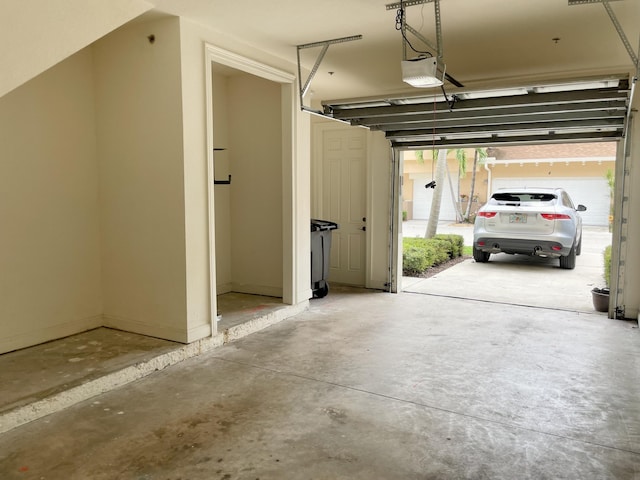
[434,234,464,258]
[402,234,465,276]
[430,238,453,262]
[403,238,440,275]
[604,245,612,288]
[403,244,432,275]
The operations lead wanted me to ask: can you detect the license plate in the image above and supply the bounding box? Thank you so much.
[509,213,527,224]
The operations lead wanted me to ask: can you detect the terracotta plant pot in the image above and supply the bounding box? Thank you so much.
[592,287,610,313]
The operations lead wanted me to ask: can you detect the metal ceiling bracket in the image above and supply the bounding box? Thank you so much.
[602,1,639,71]
[404,23,438,56]
[389,0,442,59]
[567,0,622,4]
[569,0,638,72]
[386,0,435,11]
[434,0,443,59]
[296,35,362,110]
[387,0,463,87]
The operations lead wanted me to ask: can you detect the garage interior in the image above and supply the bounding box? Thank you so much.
[1,0,640,477]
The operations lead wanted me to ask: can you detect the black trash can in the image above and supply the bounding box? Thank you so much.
[310,219,338,298]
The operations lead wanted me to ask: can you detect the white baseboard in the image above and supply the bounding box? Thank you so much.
[0,315,103,355]
[102,315,188,343]
[231,283,283,298]
[216,282,233,295]
[186,321,213,343]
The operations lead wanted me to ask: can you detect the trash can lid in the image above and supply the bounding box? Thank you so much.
[311,219,339,231]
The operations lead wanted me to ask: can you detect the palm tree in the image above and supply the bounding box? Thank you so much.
[424,149,448,238]
[455,148,467,207]
[417,147,485,237]
[462,148,487,222]
[446,162,463,223]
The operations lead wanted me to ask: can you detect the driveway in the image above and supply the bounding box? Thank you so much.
[402,221,612,312]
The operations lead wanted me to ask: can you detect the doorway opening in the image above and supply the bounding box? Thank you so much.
[205,45,298,336]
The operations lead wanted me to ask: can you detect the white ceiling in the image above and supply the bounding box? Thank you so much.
[149,0,639,102]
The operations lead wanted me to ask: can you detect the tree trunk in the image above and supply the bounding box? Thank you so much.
[425,149,448,238]
[447,163,463,222]
[464,150,479,221]
[457,162,462,217]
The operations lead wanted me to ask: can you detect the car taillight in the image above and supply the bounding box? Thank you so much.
[540,213,571,220]
[478,211,497,218]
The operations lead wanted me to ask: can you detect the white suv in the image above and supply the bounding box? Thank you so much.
[473,187,587,270]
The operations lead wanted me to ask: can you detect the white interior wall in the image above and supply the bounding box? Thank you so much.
[0,49,103,354]
[228,74,283,296]
[0,11,327,352]
[0,0,151,98]
[93,18,190,342]
[287,93,313,304]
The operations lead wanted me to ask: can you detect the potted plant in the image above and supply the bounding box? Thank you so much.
[592,245,611,312]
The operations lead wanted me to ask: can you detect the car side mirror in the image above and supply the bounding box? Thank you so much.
[577,204,587,212]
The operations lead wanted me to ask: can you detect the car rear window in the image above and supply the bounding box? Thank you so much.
[490,192,556,206]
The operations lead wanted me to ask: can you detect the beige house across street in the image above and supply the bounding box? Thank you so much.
[403,142,615,226]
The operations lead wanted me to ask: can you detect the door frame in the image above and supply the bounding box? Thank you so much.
[389,147,403,293]
[204,44,300,336]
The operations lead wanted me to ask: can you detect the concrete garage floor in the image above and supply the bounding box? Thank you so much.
[0,293,299,435]
[1,285,640,479]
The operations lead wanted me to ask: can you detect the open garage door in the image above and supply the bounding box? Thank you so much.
[491,177,610,226]
[322,76,631,150]
[322,76,633,313]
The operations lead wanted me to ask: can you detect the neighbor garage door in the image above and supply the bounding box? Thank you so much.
[491,177,610,226]
[412,174,458,221]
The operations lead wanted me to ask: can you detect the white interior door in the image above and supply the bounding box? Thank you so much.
[321,128,367,286]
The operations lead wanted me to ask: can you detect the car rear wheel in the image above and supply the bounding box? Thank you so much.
[576,236,582,256]
[473,246,490,263]
[559,244,576,270]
